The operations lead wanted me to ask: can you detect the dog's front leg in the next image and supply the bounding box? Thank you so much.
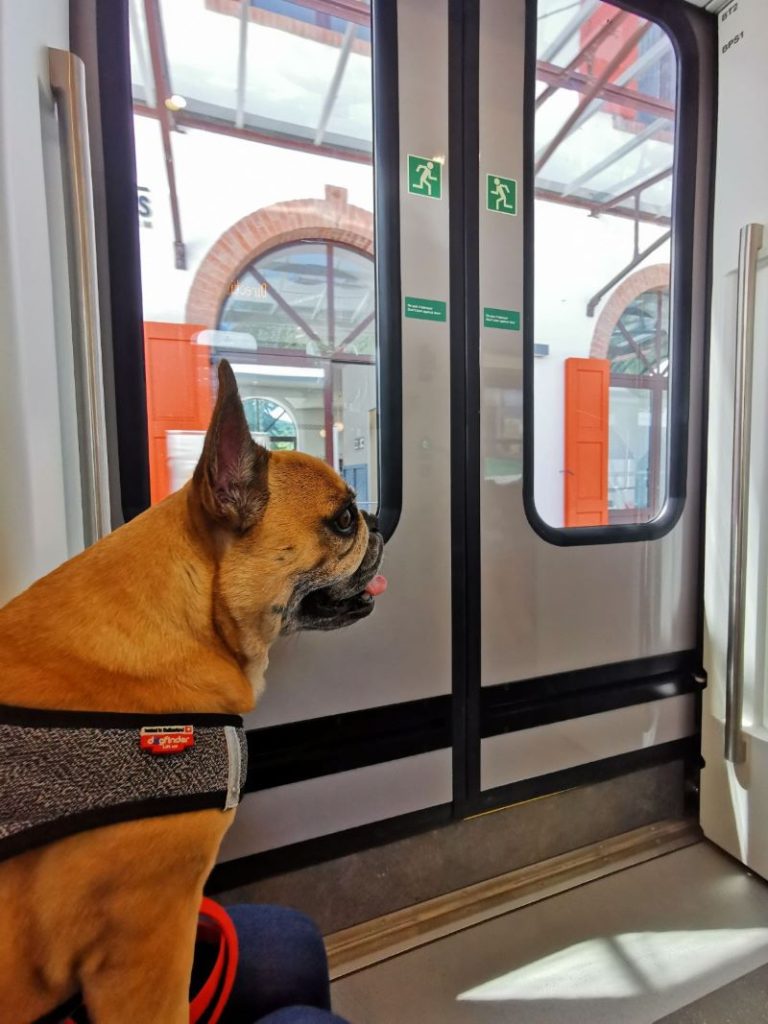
[78,890,200,1024]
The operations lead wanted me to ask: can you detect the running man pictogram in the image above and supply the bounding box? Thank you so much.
[486,173,517,215]
[408,155,443,199]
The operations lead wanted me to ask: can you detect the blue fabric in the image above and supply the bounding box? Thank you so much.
[257,1010,350,1024]
[219,904,351,1024]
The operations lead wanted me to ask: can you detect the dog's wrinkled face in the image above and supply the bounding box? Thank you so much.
[191,360,385,647]
[259,452,386,634]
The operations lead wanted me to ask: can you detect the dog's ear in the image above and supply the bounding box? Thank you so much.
[193,360,270,531]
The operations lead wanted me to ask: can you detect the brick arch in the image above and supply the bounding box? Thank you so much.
[590,263,670,359]
[186,185,374,327]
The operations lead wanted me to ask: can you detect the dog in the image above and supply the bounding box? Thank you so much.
[0,359,386,1023]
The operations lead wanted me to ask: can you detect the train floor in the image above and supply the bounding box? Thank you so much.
[331,841,768,1023]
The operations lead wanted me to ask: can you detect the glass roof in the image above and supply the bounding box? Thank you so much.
[130,0,676,221]
[130,0,372,157]
[535,0,677,223]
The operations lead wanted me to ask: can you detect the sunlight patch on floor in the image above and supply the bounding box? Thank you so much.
[457,928,768,1002]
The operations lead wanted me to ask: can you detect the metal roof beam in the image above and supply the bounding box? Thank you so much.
[534,185,670,225]
[535,60,675,120]
[143,0,186,269]
[594,166,672,213]
[129,0,155,107]
[134,101,372,164]
[281,0,370,28]
[535,21,651,174]
[536,9,629,110]
[587,229,671,316]
[315,21,356,146]
[539,0,599,63]
[566,35,672,139]
[561,116,669,198]
[615,35,670,87]
[235,0,249,130]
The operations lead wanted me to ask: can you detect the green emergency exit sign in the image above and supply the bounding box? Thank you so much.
[486,173,517,215]
[408,155,443,200]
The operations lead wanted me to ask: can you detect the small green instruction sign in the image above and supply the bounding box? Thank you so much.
[408,155,442,200]
[484,307,520,330]
[486,173,517,215]
[405,296,447,322]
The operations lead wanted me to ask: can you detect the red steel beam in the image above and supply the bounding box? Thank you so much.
[143,0,186,269]
[534,187,670,226]
[536,60,676,122]
[594,166,672,213]
[133,102,373,166]
[536,9,630,110]
[535,21,652,175]
[587,229,671,316]
[284,0,370,26]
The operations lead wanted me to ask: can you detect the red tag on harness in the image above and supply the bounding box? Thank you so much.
[139,725,195,754]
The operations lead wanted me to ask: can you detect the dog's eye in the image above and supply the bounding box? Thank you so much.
[333,507,355,535]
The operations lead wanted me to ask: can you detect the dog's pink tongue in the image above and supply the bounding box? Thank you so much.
[365,575,388,597]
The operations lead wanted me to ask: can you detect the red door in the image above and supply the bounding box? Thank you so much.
[564,357,609,527]
[143,322,212,503]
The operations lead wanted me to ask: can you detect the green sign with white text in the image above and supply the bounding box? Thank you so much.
[483,307,520,330]
[408,155,442,200]
[486,173,517,215]
[405,296,447,322]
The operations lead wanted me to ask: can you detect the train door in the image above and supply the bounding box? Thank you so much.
[462,0,713,819]
[111,0,713,874]
[0,0,715,894]
[116,0,455,865]
[700,0,768,879]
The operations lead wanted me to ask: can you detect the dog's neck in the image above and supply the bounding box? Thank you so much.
[0,488,267,715]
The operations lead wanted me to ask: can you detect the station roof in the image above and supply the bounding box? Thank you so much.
[130,0,676,229]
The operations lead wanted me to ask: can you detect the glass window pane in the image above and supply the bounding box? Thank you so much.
[532,0,677,530]
[131,0,379,507]
[157,0,372,156]
[333,245,375,355]
[609,386,652,514]
[333,362,378,513]
[236,362,326,460]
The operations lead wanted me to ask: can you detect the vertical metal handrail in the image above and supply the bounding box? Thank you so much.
[725,222,763,763]
[49,48,112,543]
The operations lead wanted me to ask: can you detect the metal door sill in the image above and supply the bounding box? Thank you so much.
[326,817,702,980]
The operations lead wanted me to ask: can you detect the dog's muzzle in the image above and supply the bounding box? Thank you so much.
[283,513,386,633]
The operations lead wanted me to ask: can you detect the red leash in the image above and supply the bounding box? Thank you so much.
[61,897,239,1024]
[189,897,240,1024]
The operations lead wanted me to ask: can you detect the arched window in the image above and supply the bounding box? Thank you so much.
[242,396,298,452]
[607,286,669,523]
[214,240,378,511]
[607,288,669,377]
[218,241,375,358]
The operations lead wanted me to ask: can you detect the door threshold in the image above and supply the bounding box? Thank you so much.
[326,817,701,980]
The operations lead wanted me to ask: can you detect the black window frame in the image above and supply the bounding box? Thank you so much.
[98,0,402,540]
[522,0,700,546]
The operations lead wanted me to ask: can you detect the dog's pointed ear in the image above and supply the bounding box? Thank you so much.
[193,360,270,531]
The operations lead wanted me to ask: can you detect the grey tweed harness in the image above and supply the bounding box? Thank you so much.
[0,705,248,862]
